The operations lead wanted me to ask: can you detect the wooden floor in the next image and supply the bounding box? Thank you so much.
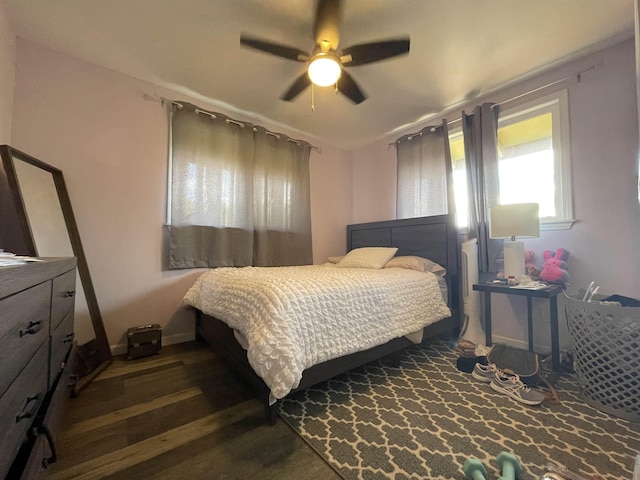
[48,340,342,480]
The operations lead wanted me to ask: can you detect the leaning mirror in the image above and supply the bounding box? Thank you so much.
[0,145,111,393]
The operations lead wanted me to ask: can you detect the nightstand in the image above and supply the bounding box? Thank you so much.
[472,283,564,371]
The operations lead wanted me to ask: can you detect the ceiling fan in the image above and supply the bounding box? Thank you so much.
[240,0,410,105]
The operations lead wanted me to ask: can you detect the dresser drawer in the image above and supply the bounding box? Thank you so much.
[16,347,77,480]
[50,311,75,389]
[43,344,77,459]
[16,433,47,480]
[51,269,76,331]
[0,342,49,479]
[0,282,51,396]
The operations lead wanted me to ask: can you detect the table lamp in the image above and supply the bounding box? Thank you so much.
[489,203,540,278]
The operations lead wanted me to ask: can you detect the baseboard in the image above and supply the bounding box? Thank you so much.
[109,331,553,358]
[110,331,196,356]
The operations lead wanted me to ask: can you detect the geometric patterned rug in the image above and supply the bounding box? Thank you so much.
[279,337,640,480]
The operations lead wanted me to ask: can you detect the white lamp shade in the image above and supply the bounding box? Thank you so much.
[308,55,341,87]
[489,203,540,239]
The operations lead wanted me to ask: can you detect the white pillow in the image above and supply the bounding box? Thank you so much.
[384,255,446,276]
[337,247,398,269]
[327,255,345,264]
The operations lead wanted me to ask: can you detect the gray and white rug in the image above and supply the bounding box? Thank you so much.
[279,338,640,480]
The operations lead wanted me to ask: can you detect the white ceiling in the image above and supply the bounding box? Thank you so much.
[2,0,635,150]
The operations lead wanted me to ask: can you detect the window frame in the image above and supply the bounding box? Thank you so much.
[497,89,574,230]
[449,89,574,231]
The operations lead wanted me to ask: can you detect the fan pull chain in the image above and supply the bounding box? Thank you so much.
[311,83,315,111]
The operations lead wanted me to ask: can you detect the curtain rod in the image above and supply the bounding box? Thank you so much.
[493,76,568,110]
[156,95,321,153]
[388,75,569,149]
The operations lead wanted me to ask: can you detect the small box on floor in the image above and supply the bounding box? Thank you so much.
[127,324,162,360]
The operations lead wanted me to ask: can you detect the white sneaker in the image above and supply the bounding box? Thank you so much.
[490,371,545,406]
[471,363,499,383]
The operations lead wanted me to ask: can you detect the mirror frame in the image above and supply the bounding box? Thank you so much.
[0,145,111,392]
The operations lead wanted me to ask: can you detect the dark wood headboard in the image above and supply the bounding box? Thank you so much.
[346,214,459,314]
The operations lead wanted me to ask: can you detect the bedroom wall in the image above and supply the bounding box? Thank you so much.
[351,38,640,352]
[351,139,397,223]
[0,3,15,143]
[9,39,352,353]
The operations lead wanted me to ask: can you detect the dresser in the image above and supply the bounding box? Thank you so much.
[0,258,77,479]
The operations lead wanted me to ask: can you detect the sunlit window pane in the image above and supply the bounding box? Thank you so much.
[499,150,555,217]
[452,165,468,228]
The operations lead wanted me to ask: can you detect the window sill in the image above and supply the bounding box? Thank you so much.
[540,219,576,231]
[456,219,576,233]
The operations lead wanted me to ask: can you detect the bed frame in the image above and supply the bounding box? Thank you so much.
[194,213,460,424]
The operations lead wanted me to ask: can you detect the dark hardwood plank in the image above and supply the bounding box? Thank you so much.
[65,352,246,423]
[49,342,342,480]
[104,417,338,480]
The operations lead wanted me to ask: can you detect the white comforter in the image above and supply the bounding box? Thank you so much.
[183,264,451,401]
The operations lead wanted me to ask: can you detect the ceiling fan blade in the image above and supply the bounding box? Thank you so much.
[240,35,309,62]
[281,73,311,101]
[340,38,410,66]
[313,0,342,48]
[337,70,366,104]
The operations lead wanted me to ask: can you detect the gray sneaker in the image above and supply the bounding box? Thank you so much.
[490,371,545,405]
[472,363,499,383]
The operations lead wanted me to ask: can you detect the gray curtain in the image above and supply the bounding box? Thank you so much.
[252,126,312,266]
[396,120,454,218]
[169,103,312,269]
[462,103,501,273]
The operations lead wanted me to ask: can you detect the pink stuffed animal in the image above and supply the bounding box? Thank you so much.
[539,248,570,284]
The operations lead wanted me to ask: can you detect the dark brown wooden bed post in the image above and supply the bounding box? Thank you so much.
[266,404,278,425]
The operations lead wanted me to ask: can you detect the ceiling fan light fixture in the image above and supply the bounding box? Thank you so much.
[240,0,410,104]
[308,54,341,87]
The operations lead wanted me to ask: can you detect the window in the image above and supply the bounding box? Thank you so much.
[451,90,573,230]
[167,103,313,269]
[449,131,467,228]
[396,123,451,219]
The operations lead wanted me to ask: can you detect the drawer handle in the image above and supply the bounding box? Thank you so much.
[16,393,41,422]
[19,320,43,337]
[40,424,59,468]
[68,374,79,394]
[63,332,75,343]
[64,290,76,298]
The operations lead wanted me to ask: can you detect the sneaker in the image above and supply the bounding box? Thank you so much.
[490,371,545,406]
[471,363,499,383]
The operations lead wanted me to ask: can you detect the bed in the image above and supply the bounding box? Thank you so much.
[185,214,459,424]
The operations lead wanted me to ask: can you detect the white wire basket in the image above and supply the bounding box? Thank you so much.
[564,293,640,422]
